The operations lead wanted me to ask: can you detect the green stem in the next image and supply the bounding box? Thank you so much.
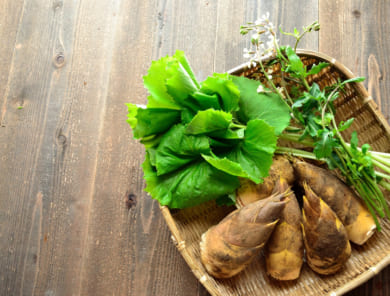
[353,180,382,230]
[285,126,303,133]
[372,159,390,175]
[258,59,279,93]
[375,171,390,180]
[371,150,390,159]
[321,86,340,127]
[379,179,390,191]
[279,133,315,147]
[302,78,311,91]
[344,143,390,160]
[275,146,318,160]
[257,58,293,113]
[230,123,246,129]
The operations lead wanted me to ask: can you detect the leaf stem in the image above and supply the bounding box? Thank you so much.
[279,133,315,147]
[275,146,318,160]
[372,158,390,175]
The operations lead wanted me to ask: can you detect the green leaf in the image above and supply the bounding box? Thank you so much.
[202,153,249,178]
[307,62,329,76]
[341,77,365,86]
[155,124,210,175]
[350,131,359,149]
[142,154,239,209]
[140,134,163,148]
[126,103,138,129]
[226,119,277,183]
[338,118,354,132]
[130,106,181,139]
[313,129,338,159]
[143,50,199,110]
[326,151,345,172]
[173,50,200,88]
[362,143,371,155]
[302,114,321,138]
[143,64,181,110]
[232,76,291,135]
[309,82,322,98]
[146,148,157,166]
[321,112,334,125]
[285,46,305,76]
[180,108,196,124]
[186,109,232,135]
[165,62,199,104]
[201,73,240,112]
[191,92,221,110]
[209,138,240,148]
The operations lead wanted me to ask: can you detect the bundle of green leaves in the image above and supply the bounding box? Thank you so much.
[127,50,290,208]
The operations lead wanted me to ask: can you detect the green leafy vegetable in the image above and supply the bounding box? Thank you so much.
[127,105,181,139]
[186,109,232,135]
[127,51,290,209]
[143,153,239,209]
[202,153,249,178]
[155,124,210,175]
[225,119,277,183]
[200,73,240,112]
[232,76,291,135]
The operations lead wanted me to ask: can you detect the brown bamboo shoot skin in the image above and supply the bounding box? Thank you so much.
[265,178,304,281]
[200,193,288,279]
[236,156,295,207]
[293,160,376,245]
[302,183,351,275]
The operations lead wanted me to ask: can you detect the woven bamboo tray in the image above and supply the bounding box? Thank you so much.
[160,50,390,296]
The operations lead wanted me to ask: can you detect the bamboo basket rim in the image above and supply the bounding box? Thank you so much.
[160,49,390,296]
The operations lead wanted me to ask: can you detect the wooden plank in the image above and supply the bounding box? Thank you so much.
[76,1,218,295]
[0,0,123,295]
[319,0,390,116]
[0,0,25,125]
[319,1,390,295]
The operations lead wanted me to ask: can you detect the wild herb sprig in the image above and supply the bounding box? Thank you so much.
[241,16,390,227]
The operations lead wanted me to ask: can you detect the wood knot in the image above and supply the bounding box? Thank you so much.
[57,134,67,145]
[125,193,137,209]
[52,0,63,10]
[53,53,65,68]
[352,9,361,18]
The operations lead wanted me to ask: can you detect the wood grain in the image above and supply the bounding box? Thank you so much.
[1,0,390,295]
[320,1,390,295]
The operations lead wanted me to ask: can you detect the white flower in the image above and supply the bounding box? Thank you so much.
[261,12,270,21]
[266,22,274,30]
[255,12,270,26]
[243,48,251,59]
[266,35,275,49]
[247,60,257,68]
[257,84,265,93]
[277,87,286,99]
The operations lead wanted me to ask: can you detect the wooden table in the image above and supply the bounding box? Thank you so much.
[1,1,389,295]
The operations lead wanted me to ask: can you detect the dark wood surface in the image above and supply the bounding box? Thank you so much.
[1,0,389,295]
